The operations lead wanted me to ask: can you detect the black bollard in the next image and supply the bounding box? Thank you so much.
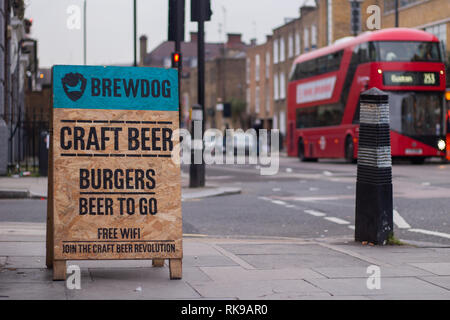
[355,87,393,245]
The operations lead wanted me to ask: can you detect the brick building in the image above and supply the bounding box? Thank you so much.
[246,36,273,130]
[140,32,249,130]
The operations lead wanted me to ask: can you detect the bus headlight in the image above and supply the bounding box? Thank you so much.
[437,139,446,151]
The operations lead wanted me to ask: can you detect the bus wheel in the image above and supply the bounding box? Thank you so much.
[410,157,426,164]
[345,136,356,164]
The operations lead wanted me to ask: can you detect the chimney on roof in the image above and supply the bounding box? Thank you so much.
[250,38,257,46]
[227,33,242,45]
[190,32,198,43]
[139,35,147,66]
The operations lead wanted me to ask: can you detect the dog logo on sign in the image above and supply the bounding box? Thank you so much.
[61,72,87,102]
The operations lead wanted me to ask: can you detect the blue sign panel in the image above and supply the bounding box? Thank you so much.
[52,65,179,111]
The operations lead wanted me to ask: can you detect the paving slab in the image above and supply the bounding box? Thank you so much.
[189,279,326,299]
[182,255,238,268]
[0,241,45,257]
[409,263,450,276]
[183,240,224,256]
[235,252,369,269]
[199,266,325,282]
[0,268,52,283]
[307,277,450,296]
[219,243,325,255]
[419,276,450,291]
[312,265,434,279]
[3,256,46,268]
[0,282,67,300]
[67,270,200,300]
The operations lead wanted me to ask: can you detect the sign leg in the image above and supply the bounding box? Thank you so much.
[152,259,165,267]
[53,260,66,281]
[169,258,182,280]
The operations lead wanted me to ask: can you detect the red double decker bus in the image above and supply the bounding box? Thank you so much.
[287,28,447,164]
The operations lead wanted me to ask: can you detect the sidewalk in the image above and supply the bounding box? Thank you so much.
[0,175,241,200]
[1,222,450,300]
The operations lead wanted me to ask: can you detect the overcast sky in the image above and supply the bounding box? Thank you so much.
[26,0,311,68]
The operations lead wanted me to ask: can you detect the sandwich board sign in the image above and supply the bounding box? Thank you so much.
[46,65,182,280]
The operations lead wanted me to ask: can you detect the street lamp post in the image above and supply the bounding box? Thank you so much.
[83,0,86,65]
[133,0,137,67]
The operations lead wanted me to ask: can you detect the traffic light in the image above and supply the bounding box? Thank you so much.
[168,0,185,42]
[350,1,361,36]
[191,0,212,22]
[172,52,181,68]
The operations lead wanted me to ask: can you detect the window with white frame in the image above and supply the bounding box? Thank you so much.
[255,54,260,81]
[288,33,294,58]
[246,88,251,113]
[246,58,250,84]
[280,37,285,62]
[273,39,279,64]
[255,86,260,114]
[295,31,301,55]
[425,23,447,51]
[265,89,270,113]
[311,24,317,48]
[265,51,270,79]
[279,72,285,99]
[304,28,309,52]
[273,73,279,100]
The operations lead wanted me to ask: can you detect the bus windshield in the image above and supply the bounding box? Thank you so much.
[373,41,441,62]
[388,92,443,136]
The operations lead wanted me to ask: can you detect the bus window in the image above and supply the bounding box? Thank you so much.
[374,41,441,62]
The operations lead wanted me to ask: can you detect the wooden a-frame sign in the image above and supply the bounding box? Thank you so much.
[46,65,182,280]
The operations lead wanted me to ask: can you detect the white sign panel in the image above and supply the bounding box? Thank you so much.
[296,76,336,104]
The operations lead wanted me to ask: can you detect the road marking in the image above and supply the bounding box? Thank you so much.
[408,228,450,240]
[285,204,296,208]
[324,217,350,225]
[348,225,355,230]
[291,196,341,202]
[304,209,326,217]
[393,209,411,229]
[271,200,287,205]
[258,196,271,201]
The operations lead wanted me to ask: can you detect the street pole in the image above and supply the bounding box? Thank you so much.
[133,0,137,67]
[189,0,206,188]
[175,1,182,127]
[83,0,86,65]
[395,0,399,27]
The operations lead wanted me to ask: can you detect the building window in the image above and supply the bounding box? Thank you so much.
[384,0,422,13]
[288,33,294,58]
[279,71,285,100]
[280,37,285,62]
[255,86,260,114]
[265,51,270,79]
[311,25,317,49]
[274,73,279,101]
[424,23,447,52]
[246,88,251,113]
[255,54,260,81]
[265,89,270,113]
[273,39,279,64]
[246,58,250,84]
[304,28,309,52]
[295,31,301,55]
[163,57,171,68]
[279,110,286,135]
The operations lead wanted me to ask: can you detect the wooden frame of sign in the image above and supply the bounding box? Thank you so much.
[46,65,182,280]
